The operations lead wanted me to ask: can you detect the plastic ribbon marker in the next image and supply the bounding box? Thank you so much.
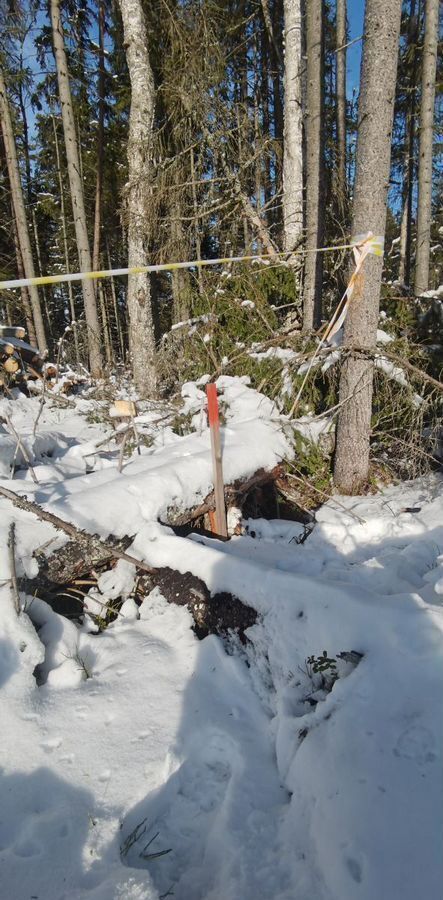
[289,232,383,418]
[206,383,228,539]
[0,243,360,293]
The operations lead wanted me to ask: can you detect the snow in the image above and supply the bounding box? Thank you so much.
[420,284,443,299]
[0,378,442,899]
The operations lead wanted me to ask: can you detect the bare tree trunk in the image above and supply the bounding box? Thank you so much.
[106,237,125,361]
[261,0,282,67]
[336,0,347,215]
[91,0,112,367]
[0,67,47,353]
[272,0,285,145]
[399,0,420,286]
[190,146,203,295]
[31,209,52,336]
[282,0,304,252]
[52,115,80,365]
[171,189,191,324]
[117,0,157,396]
[414,0,439,295]
[302,0,325,331]
[333,0,402,494]
[50,0,103,377]
[11,215,37,345]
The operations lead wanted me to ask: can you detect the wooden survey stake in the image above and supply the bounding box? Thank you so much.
[206,383,228,538]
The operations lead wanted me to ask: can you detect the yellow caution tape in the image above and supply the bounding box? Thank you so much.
[0,244,357,292]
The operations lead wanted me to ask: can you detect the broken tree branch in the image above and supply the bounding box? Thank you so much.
[8,522,21,614]
[3,414,39,483]
[0,485,155,575]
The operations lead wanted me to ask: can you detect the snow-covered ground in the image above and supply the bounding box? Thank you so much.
[0,377,442,900]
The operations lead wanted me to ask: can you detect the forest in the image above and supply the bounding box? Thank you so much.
[0,2,442,900]
[0,0,441,492]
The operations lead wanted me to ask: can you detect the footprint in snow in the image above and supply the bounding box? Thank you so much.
[346,856,363,884]
[121,730,236,899]
[40,737,62,752]
[393,725,437,764]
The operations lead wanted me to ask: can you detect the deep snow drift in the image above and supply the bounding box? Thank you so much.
[0,376,442,900]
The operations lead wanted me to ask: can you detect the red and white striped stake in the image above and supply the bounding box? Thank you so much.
[206,383,228,538]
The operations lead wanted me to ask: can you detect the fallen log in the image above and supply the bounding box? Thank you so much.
[165,465,285,528]
[0,485,256,640]
[0,485,155,576]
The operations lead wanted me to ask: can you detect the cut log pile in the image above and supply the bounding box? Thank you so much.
[0,324,45,387]
[0,324,88,394]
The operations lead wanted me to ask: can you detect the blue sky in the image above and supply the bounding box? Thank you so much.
[346,0,365,97]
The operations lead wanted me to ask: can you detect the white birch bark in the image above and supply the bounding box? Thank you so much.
[414,0,439,295]
[50,0,103,378]
[282,0,303,253]
[117,0,157,396]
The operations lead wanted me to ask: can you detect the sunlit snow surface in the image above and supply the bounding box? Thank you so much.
[0,377,442,900]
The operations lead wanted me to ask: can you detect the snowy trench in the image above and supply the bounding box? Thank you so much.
[0,376,442,900]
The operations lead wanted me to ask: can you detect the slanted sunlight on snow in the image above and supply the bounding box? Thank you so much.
[0,376,442,900]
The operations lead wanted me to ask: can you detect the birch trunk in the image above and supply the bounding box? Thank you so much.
[333,0,402,494]
[117,0,157,396]
[50,0,103,377]
[336,0,347,214]
[282,0,303,253]
[302,0,325,331]
[0,67,47,353]
[414,0,439,295]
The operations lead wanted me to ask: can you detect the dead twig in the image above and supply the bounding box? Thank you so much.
[285,470,366,524]
[8,522,21,614]
[4,414,39,484]
[32,372,47,438]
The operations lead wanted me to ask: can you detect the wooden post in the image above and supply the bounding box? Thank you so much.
[206,383,228,538]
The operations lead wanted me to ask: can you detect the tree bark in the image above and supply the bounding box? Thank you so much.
[0,67,47,354]
[271,0,284,145]
[52,115,80,365]
[414,0,439,295]
[106,237,126,360]
[117,0,157,396]
[92,0,113,367]
[282,0,304,252]
[50,0,103,377]
[333,0,402,494]
[11,215,37,346]
[336,0,347,215]
[398,0,420,287]
[302,0,325,331]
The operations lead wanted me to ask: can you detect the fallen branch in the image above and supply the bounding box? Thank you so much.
[3,415,39,483]
[0,485,155,575]
[378,349,443,394]
[0,484,257,639]
[8,522,21,614]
